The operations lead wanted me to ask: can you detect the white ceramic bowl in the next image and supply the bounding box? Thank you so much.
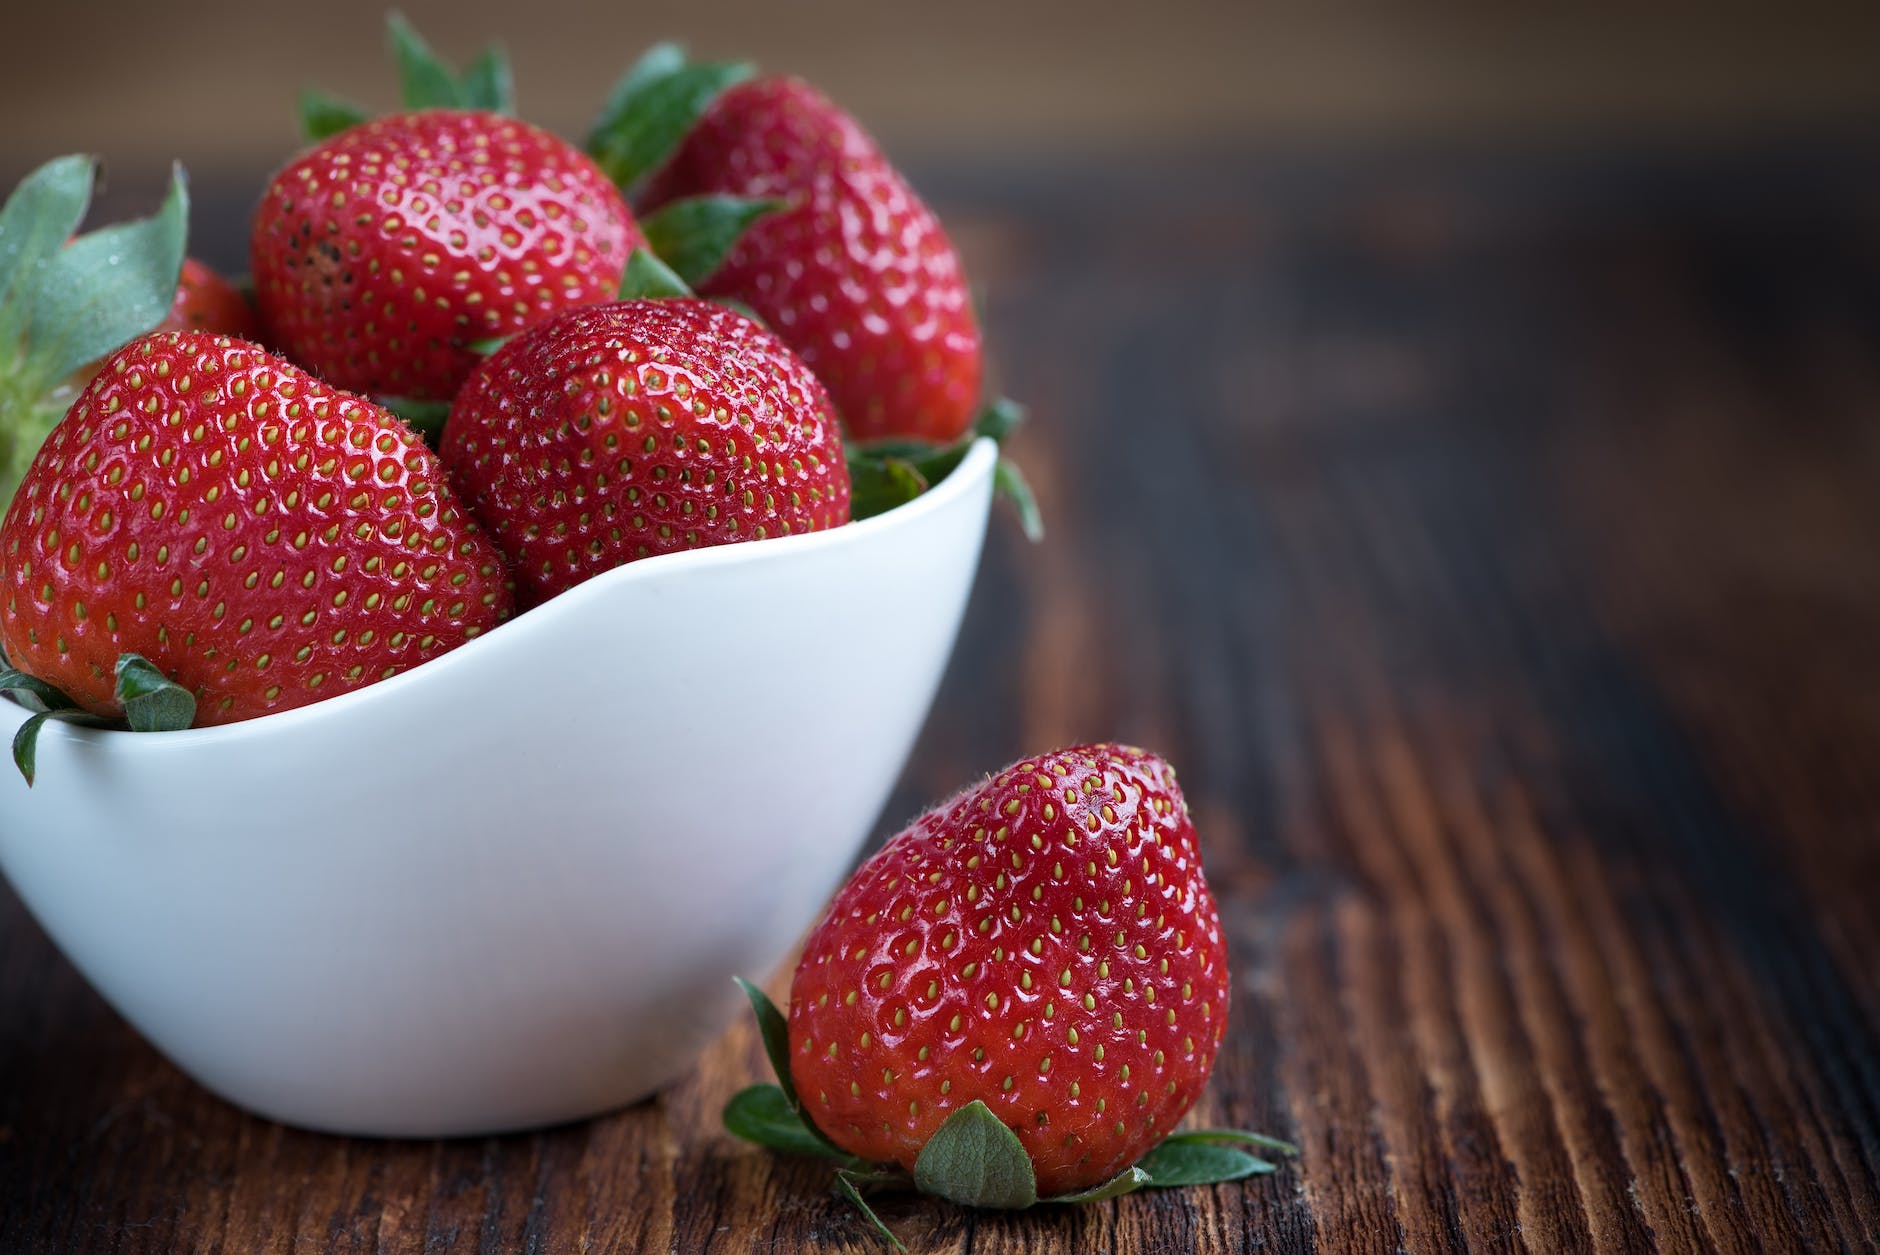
[0,438,996,1137]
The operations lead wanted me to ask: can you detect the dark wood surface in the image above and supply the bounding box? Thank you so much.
[5,150,1880,1252]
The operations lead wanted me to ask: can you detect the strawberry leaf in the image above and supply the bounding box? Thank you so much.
[114,654,195,733]
[387,11,468,110]
[1041,1166,1152,1204]
[638,195,783,287]
[618,248,692,301]
[0,664,79,716]
[724,1084,857,1162]
[378,396,452,446]
[1134,1140,1276,1188]
[24,163,187,386]
[587,47,753,196]
[734,976,796,1101]
[0,155,94,349]
[299,88,369,142]
[834,1170,907,1252]
[1162,1126,1302,1157]
[848,455,929,521]
[462,45,516,114]
[10,709,110,788]
[974,397,1025,444]
[910,1100,1039,1210]
[993,457,1043,542]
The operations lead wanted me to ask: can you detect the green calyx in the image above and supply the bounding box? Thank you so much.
[298,11,516,141]
[0,155,189,517]
[722,979,1299,1250]
[587,43,753,197]
[2,651,196,786]
[848,398,1045,542]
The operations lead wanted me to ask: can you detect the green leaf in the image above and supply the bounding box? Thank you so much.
[462,45,516,114]
[974,397,1026,443]
[387,11,468,110]
[1134,1140,1276,1188]
[723,1084,855,1161]
[467,335,511,357]
[639,194,782,287]
[0,665,79,715]
[378,396,453,446]
[993,456,1044,542]
[834,1170,907,1252]
[587,52,754,194]
[1163,1126,1301,1157]
[22,162,188,387]
[10,708,110,788]
[734,976,797,1103]
[1042,1166,1152,1204]
[618,248,693,301]
[848,454,929,522]
[299,88,369,141]
[114,654,195,733]
[911,1100,1038,1210]
[0,154,95,349]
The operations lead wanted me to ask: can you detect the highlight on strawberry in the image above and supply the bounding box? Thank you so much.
[723,745,1296,1247]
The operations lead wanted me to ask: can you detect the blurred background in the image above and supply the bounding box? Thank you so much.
[7,2,1880,209]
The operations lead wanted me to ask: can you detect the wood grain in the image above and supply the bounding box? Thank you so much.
[4,150,1880,1252]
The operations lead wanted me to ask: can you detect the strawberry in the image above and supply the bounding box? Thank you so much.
[250,110,641,404]
[724,745,1294,1245]
[438,281,850,606]
[788,744,1228,1195]
[159,258,260,340]
[632,75,983,445]
[0,330,512,731]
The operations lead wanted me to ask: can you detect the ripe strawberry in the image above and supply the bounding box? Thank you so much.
[439,296,850,606]
[251,110,641,403]
[639,76,983,445]
[0,331,512,726]
[784,744,1229,1197]
[160,258,260,340]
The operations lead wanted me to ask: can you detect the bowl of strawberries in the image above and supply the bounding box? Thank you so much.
[0,22,1035,1136]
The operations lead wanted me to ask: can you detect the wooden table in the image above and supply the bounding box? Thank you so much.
[4,152,1878,1252]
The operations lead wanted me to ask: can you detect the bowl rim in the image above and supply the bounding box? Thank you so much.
[1,437,999,753]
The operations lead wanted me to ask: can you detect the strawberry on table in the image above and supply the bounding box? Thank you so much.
[724,745,1296,1246]
[251,110,641,403]
[439,257,850,606]
[598,64,983,445]
[0,330,513,740]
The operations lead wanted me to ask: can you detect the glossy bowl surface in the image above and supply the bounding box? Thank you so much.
[0,439,995,1136]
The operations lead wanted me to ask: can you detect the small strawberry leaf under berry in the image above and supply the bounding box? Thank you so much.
[587,45,753,196]
[618,247,693,301]
[298,88,370,142]
[1162,1126,1302,1157]
[910,1101,1038,1210]
[0,156,188,513]
[639,194,783,288]
[0,662,78,716]
[387,11,516,114]
[1132,1139,1279,1188]
[724,1085,859,1162]
[1041,1166,1153,1205]
[834,1170,907,1253]
[114,654,196,733]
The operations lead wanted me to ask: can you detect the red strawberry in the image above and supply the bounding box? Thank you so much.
[640,76,983,445]
[251,110,641,403]
[439,296,850,606]
[0,331,513,726]
[783,744,1230,1197]
[160,258,260,340]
